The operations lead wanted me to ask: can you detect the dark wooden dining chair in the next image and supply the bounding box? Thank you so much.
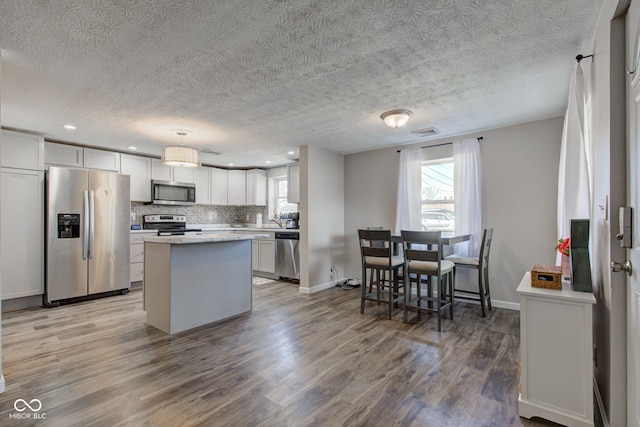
[401,230,454,331]
[445,228,494,317]
[358,229,404,319]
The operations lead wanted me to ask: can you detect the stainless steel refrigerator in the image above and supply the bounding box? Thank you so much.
[46,167,130,304]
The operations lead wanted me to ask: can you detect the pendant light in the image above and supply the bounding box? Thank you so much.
[380,109,413,128]
[162,130,201,168]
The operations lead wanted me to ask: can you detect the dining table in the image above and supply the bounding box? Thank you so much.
[390,232,472,246]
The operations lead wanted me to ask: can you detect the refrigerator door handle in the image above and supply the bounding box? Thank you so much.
[89,190,95,259]
[83,190,89,260]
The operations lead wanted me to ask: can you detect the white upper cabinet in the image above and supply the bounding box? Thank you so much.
[211,167,228,205]
[193,167,211,205]
[151,158,195,183]
[45,142,83,168]
[151,159,172,181]
[83,147,121,172]
[121,154,151,202]
[227,170,247,205]
[1,129,44,171]
[246,169,267,206]
[46,143,121,172]
[172,166,194,184]
[287,163,300,204]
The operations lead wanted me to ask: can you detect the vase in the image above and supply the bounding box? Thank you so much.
[561,254,570,279]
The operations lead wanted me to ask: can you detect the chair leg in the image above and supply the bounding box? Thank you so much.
[416,274,422,321]
[449,271,454,320]
[388,270,393,320]
[360,266,366,314]
[436,276,442,332]
[373,269,379,305]
[484,266,492,311]
[478,267,486,317]
[403,270,410,323]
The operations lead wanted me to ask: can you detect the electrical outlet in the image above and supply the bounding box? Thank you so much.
[208,211,216,220]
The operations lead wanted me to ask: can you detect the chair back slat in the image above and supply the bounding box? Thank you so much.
[479,228,494,268]
[362,246,390,258]
[400,230,444,273]
[358,229,393,262]
[405,249,439,262]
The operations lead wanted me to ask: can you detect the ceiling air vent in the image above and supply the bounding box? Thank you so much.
[202,149,222,155]
[411,127,439,137]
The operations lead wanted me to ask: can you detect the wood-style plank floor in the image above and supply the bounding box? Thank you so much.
[1,280,565,426]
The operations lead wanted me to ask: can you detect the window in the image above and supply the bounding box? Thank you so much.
[421,158,455,231]
[273,176,297,214]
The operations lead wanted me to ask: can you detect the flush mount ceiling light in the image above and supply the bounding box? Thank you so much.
[162,130,201,168]
[380,109,413,128]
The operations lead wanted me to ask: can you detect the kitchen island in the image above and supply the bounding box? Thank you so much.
[143,233,267,334]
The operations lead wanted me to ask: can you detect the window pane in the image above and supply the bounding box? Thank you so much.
[421,158,455,231]
[274,177,297,214]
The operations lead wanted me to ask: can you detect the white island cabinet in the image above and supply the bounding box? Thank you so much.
[143,233,266,334]
[517,272,596,427]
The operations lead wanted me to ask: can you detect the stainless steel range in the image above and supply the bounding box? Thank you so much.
[142,215,201,235]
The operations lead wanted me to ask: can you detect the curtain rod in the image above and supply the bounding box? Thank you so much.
[396,136,484,153]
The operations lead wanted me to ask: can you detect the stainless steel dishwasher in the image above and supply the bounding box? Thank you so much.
[275,232,300,280]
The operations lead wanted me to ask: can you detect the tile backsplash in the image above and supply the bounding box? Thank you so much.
[131,203,269,226]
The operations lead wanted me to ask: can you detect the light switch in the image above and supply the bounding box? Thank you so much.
[598,195,608,220]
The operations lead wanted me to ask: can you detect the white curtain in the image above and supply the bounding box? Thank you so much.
[453,139,482,256]
[557,63,592,264]
[395,147,422,234]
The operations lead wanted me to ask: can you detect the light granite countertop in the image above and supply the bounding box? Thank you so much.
[143,233,270,245]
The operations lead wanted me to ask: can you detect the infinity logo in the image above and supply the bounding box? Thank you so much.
[14,399,42,412]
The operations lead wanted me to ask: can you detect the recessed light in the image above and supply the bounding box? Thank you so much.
[265,160,271,164]
[63,124,76,130]
[128,146,137,150]
[288,151,295,155]
[228,163,234,166]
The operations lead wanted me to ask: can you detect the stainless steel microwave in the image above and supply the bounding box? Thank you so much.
[151,180,196,205]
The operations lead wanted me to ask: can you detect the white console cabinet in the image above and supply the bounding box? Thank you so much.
[517,272,596,427]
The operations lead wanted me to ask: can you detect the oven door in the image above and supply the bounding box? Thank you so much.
[151,180,196,205]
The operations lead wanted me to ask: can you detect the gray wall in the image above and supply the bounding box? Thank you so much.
[344,117,563,306]
[299,145,345,292]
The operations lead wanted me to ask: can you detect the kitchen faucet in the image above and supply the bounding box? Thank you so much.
[271,210,283,227]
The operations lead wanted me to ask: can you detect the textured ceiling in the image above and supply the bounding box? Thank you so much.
[0,0,602,168]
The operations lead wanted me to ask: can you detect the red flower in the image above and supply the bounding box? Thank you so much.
[556,237,570,256]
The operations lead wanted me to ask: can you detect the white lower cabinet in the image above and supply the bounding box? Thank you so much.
[258,240,275,273]
[131,231,155,284]
[246,231,275,274]
[1,168,44,299]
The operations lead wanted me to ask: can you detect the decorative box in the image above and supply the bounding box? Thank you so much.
[530,264,562,290]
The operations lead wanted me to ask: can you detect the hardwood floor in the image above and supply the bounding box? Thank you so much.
[1,280,563,426]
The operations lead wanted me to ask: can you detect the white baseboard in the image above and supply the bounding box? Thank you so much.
[593,375,609,427]
[491,299,520,311]
[299,280,336,294]
[305,281,522,311]
[453,296,520,311]
[0,374,5,393]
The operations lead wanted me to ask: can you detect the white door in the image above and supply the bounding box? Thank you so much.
[626,3,640,425]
